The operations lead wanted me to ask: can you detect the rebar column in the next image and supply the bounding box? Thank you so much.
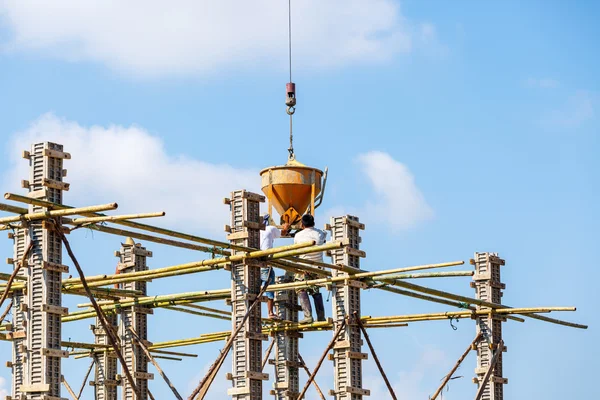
[92,313,118,399]
[118,238,153,400]
[271,276,300,399]
[226,190,268,399]
[471,252,507,400]
[326,216,369,399]
[9,142,70,400]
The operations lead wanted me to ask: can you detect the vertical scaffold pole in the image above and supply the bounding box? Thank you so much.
[119,238,153,400]
[472,252,507,400]
[327,216,369,399]
[226,190,267,399]
[10,142,70,400]
[272,276,300,399]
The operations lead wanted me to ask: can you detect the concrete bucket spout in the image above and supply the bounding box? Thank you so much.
[260,157,327,225]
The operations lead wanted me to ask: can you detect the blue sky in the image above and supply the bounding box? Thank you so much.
[0,1,598,398]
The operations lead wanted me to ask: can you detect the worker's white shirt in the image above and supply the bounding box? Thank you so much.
[294,227,327,262]
[260,226,281,251]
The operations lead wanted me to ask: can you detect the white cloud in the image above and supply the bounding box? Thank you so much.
[0,376,8,398]
[356,151,433,231]
[4,113,258,236]
[544,90,596,129]
[526,78,560,89]
[0,0,416,77]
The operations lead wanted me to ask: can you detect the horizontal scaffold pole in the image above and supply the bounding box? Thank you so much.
[71,212,165,225]
[5,192,252,251]
[383,279,587,329]
[0,202,118,224]
[62,240,343,290]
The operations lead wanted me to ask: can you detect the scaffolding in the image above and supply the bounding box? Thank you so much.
[0,142,588,400]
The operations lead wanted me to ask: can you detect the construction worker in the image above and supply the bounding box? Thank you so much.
[260,214,290,320]
[294,214,327,324]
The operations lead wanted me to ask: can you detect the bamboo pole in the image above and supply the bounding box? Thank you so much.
[77,358,95,399]
[364,307,575,323]
[298,318,347,400]
[0,242,33,310]
[261,338,275,371]
[62,341,110,350]
[72,289,230,314]
[62,241,325,290]
[183,304,230,316]
[431,333,482,400]
[193,347,231,400]
[0,272,27,282]
[0,202,118,224]
[188,269,276,400]
[65,218,231,255]
[474,340,505,400]
[257,261,465,293]
[355,313,397,400]
[0,300,13,325]
[64,290,230,322]
[56,224,140,397]
[150,349,198,358]
[377,286,525,323]
[130,327,184,400]
[5,192,252,251]
[383,279,587,329]
[379,271,474,280]
[163,306,230,321]
[61,375,78,400]
[71,212,165,225]
[0,202,27,214]
[297,353,326,400]
[154,355,183,361]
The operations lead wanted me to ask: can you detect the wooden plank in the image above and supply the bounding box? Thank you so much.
[43,178,70,191]
[117,261,136,271]
[134,371,154,380]
[245,371,269,381]
[42,304,69,316]
[227,386,251,395]
[41,348,69,358]
[227,231,249,241]
[245,332,268,341]
[21,383,51,392]
[28,189,47,199]
[342,217,365,230]
[344,386,370,396]
[43,148,71,159]
[42,261,69,273]
[346,351,368,360]
[344,247,366,258]
[241,192,265,202]
[333,340,350,349]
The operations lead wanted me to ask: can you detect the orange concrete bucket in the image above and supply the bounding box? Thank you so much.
[260,158,325,225]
